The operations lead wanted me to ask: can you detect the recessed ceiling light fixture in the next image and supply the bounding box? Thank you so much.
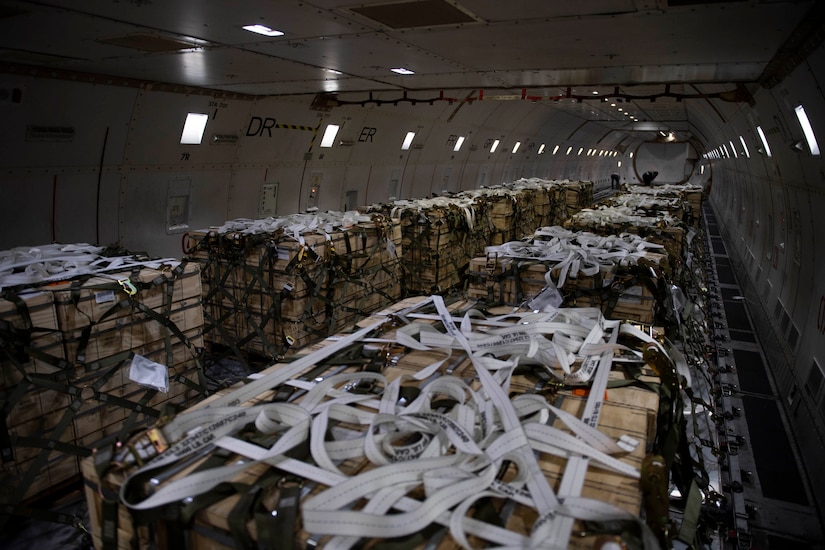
[391,67,415,75]
[242,24,284,37]
[490,139,500,153]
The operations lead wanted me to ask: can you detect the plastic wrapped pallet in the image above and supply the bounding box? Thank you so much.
[186,211,403,363]
[0,244,206,508]
[82,295,678,550]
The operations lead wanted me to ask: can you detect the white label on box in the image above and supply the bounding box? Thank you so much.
[95,290,115,304]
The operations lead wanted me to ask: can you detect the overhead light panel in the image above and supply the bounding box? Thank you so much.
[320,124,340,148]
[552,145,559,155]
[180,113,208,144]
[391,67,415,75]
[538,144,546,154]
[453,136,465,152]
[756,126,772,157]
[243,24,284,37]
[490,139,500,153]
[512,141,520,153]
[566,146,573,155]
[729,141,738,158]
[401,131,416,150]
[577,147,583,155]
[794,105,820,155]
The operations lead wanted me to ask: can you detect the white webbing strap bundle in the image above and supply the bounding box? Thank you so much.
[118,296,663,549]
[0,242,183,291]
[484,226,664,289]
[571,205,680,230]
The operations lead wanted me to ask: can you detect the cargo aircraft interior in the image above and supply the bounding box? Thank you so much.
[1,1,824,549]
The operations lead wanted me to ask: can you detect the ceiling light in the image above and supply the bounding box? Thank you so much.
[391,67,415,75]
[538,144,546,154]
[592,91,599,95]
[610,103,616,107]
[320,124,340,148]
[577,147,583,155]
[552,145,559,155]
[729,140,738,158]
[512,141,520,153]
[326,68,343,75]
[618,161,622,168]
[618,108,623,112]
[794,104,820,155]
[180,113,208,144]
[243,24,284,37]
[401,131,415,150]
[756,126,772,157]
[454,136,465,152]
[566,146,573,155]
[490,139,500,153]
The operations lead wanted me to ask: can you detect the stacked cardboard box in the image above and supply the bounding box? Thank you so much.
[1,291,76,501]
[559,180,595,217]
[387,198,483,293]
[378,179,578,294]
[187,212,403,361]
[0,248,205,504]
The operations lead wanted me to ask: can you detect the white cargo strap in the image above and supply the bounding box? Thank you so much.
[118,295,655,548]
[485,228,664,290]
[0,243,183,289]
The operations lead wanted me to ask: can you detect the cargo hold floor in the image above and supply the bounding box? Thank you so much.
[704,204,824,548]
